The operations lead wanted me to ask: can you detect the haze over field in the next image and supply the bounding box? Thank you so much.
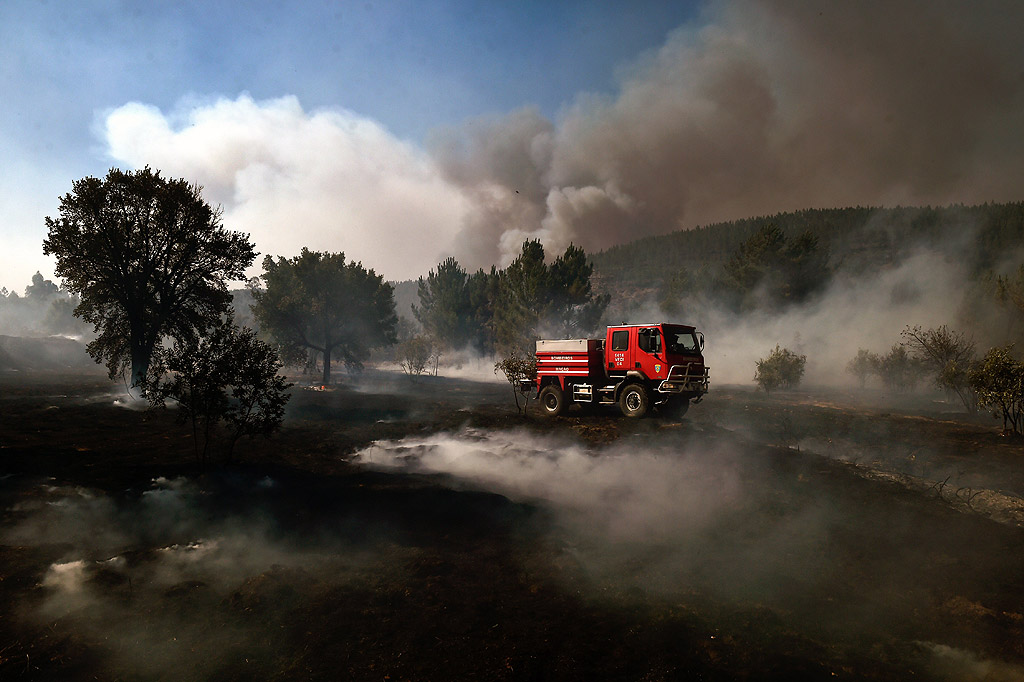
[3,1,1023,291]
[7,5,1024,679]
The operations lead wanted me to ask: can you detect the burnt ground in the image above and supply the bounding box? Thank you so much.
[2,369,1024,681]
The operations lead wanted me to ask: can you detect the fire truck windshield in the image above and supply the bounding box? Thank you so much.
[665,330,699,354]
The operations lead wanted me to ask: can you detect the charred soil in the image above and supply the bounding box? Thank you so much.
[2,370,1024,681]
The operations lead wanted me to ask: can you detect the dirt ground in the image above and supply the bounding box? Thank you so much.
[2,368,1024,681]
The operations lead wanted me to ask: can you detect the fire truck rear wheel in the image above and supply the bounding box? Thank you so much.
[619,383,649,418]
[538,384,565,417]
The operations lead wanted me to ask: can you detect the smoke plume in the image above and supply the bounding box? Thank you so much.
[100,3,1024,280]
[432,0,1024,269]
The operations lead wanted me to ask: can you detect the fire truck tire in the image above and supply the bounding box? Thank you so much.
[660,398,690,419]
[619,383,649,418]
[538,384,565,417]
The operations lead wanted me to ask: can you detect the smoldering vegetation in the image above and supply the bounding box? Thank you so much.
[696,247,990,386]
[0,273,96,373]
[693,387,1024,531]
[0,274,90,341]
[356,427,1024,678]
[0,469,500,680]
[0,335,96,373]
[5,370,1024,680]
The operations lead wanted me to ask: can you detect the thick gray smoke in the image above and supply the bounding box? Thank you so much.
[429,1,1024,269]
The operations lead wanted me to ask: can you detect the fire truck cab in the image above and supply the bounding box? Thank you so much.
[534,323,709,418]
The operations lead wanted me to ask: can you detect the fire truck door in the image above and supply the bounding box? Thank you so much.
[608,328,631,373]
[636,328,666,379]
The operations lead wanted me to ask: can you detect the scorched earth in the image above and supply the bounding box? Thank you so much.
[2,368,1024,681]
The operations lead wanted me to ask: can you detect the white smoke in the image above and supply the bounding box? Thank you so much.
[356,428,743,543]
[103,94,472,279]
[699,249,974,386]
[918,641,1024,682]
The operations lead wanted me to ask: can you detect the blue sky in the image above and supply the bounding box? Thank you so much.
[1,0,703,292]
[3,1,1023,293]
[4,0,701,144]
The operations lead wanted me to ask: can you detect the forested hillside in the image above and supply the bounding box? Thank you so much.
[590,202,1024,293]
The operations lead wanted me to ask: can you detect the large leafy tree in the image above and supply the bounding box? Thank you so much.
[492,240,550,353]
[25,272,59,301]
[253,248,397,385]
[42,167,255,387]
[465,266,499,354]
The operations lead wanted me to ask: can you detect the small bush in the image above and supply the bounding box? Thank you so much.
[970,345,1024,434]
[876,343,928,393]
[755,345,806,395]
[144,317,291,465]
[494,349,537,415]
[846,349,877,388]
[400,335,435,378]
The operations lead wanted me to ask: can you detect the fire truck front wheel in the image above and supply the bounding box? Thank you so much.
[659,398,689,420]
[619,384,649,418]
[538,384,565,417]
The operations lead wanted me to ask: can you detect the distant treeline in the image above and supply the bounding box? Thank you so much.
[590,202,1024,292]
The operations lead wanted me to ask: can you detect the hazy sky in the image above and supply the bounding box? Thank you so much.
[2,0,1022,293]
[0,0,698,291]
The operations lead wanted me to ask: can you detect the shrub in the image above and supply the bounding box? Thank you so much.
[494,349,537,415]
[400,335,436,378]
[144,317,291,465]
[901,325,977,411]
[970,345,1024,434]
[754,345,806,395]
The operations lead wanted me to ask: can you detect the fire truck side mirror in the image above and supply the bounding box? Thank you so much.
[697,332,705,352]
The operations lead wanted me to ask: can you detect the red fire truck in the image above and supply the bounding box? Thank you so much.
[533,323,709,418]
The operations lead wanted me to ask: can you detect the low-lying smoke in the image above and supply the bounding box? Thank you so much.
[355,428,829,602]
[358,428,744,544]
[700,249,977,386]
[353,427,1024,678]
[377,348,506,385]
[1,474,390,680]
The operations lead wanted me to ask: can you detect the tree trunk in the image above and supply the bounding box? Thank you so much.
[322,346,332,386]
[130,355,149,391]
[128,320,151,392]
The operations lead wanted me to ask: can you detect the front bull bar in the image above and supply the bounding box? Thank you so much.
[657,362,710,396]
